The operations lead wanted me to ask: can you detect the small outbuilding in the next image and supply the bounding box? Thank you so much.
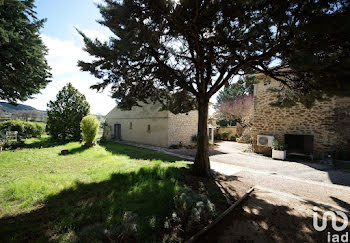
[104,102,214,147]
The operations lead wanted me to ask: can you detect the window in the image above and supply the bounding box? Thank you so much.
[147,124,151,132]
[130,122,132,129]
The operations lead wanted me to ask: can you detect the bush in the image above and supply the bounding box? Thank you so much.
[221,130,232,139]
[33,123,46,137]
[236,129,251,144]
[272,139,287,151]
[164,188,216,239]
[215,133,222,140]
[80,115,100,147]
[0,120,45,138]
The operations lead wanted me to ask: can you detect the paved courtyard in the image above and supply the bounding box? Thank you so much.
[209,141,350,212]
[211,141,350,187]
[116,140,350,212]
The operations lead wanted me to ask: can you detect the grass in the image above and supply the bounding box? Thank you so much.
[0,137,191,242]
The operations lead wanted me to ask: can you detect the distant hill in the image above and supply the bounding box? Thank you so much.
[0,102,43,113]
[0,102,46,122]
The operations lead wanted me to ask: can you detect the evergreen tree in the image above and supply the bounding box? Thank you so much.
[0,0,51,102]
[47,83,90,141]
[78,0,348,177]
[217,75,257,104]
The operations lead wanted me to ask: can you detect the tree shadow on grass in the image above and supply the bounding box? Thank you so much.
[0,164,242,242]
[0,165,181,242]
[66,145,89,155]
[14,136,70,150]
[100,141,182,163]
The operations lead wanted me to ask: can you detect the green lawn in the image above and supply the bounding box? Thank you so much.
[0,137,190,242]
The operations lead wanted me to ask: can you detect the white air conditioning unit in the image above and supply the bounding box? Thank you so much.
[257,135,274,147]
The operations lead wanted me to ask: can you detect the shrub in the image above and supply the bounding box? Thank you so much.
[221,130,232,139]
[80,115,100,147]
[272,139,287,151]
[33,123,46,137]
[215,133,221,140]
[0,120,24,135]
[164,188,216,239]
[0,120,45,138]
[236,129,251,144]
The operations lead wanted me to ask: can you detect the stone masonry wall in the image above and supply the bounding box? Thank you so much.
[252,79,350,159]
[168,110,198,146]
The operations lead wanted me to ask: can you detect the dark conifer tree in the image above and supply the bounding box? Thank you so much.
[47,83,90,141]
[78,0,349,177]
[0,0,51,102]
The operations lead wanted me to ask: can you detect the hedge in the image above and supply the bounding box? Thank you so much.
[0,120,46,138]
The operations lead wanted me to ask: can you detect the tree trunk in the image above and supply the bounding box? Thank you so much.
[192,97,211,177]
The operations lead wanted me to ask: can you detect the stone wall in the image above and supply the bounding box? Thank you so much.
[168,110,198,146]
[105,102,199,147]
[104,102,169,147]
[252,78,350,159]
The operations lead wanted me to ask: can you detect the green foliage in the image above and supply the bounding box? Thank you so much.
[77,0,349,109]
[0,120,45,138]
[217,75,257,103]
[0,0,51,102]
[272,139,287,151]
[164,188,216,237]
[46,83,90,141]
[214,133,221,140]
[216,119,236,127]
[78,0,348,176]
[80,115,100,146]
[272,6,350,107]
[221,130,232,139]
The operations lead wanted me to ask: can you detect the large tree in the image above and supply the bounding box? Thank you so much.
[47,83,90,141]
[78,0,349,177]
[0,0,51,102]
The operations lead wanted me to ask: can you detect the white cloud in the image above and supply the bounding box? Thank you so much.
[74,25,111,44]
[24,75,116,115]
[41,35,93,77]
[93,0,105,4]
[23,33,116,115]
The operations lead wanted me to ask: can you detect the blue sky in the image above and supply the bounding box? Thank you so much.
[22,0,116,115]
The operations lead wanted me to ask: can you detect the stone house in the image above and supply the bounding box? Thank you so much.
[104,102,215,147]
[252,74,350,159]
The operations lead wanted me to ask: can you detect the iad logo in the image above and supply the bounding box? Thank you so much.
[313,206,349,243]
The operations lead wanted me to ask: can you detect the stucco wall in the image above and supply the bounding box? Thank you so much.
[105,102,169,147]
[252,78,350,159]
[168,110,198,146]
